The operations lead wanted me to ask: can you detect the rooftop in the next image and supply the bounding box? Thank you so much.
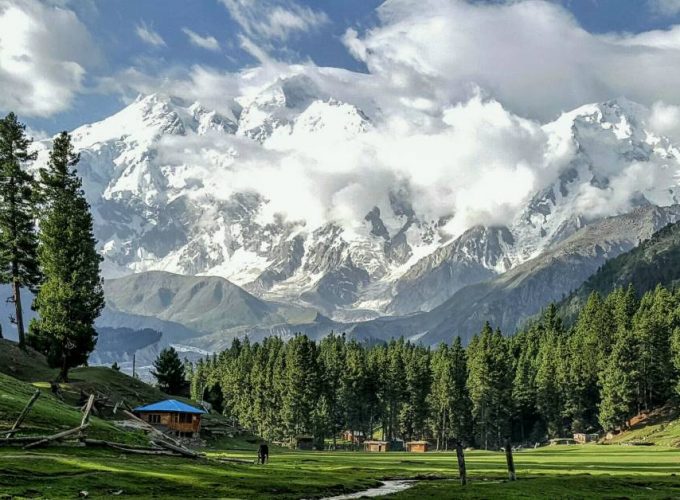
[133,399,206,414]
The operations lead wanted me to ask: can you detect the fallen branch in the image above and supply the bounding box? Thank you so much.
[152,439,201,459]
[5,390,40,439]
[84,439,180,456]
[0,436,53,446]
[23,424,90,450]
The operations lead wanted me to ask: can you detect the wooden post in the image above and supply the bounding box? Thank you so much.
[5,390,40,438]
[132,354,136,379]
[455,440,467,486]
[505,439,516,481]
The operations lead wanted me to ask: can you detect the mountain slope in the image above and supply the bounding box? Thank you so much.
[560,218,680,320]
[348,205,680,345]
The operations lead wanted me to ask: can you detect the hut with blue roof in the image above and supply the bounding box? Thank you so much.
[133,399,206,437]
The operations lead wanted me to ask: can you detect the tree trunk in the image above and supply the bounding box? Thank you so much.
[59,353,69,383]
[12,278,24,348]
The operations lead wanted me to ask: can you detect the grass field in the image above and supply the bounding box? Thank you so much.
[2,340,679,499]
[1,445,679,499]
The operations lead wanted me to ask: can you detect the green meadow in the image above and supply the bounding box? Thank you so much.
[1,445,679,499]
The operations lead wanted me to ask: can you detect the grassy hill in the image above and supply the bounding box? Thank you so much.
[0,339,166,408]
[0,371,146,444]
[607,404,680,447]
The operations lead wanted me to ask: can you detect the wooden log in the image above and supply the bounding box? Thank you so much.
[151,439,201,459]
[23,424,90,450]
[81,394,95,427]
[84,439,180,456]
[0,436,52,445]
[122,410,182,446]
[5,390,40,438]
[505,439,516,481]
[455,440,467,486]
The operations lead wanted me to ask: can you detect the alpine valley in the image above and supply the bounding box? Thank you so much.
[7,73,680,368]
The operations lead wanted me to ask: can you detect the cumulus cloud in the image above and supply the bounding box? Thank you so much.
[0,0,96,117]
[136,21,165,47]
[345,0,680,120]
[182,28,220,51]
[220,0,329,41]
[89,0,680,239]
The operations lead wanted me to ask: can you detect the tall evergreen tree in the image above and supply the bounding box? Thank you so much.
[28,132,104,380]
[152,347,186,395]
[598,327,639,431]
[0,113,39,348]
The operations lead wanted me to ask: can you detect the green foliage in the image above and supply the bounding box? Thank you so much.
[0,113,40,347]
[152,347,186,395]
[27,131,104,381]
[190,283,680,445]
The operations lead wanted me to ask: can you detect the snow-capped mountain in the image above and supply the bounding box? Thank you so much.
[31,75,680,324]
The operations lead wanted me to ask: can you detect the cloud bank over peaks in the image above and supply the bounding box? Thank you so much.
[345,0,680,121]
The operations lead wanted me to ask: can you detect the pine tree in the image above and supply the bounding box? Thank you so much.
[152,347,186,395]
[671,326,680,397]
[598,327,639,432]
[0,113,39,348]
[28,132,104,380]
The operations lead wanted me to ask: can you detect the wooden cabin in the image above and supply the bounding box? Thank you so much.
[342,430,365,443]
[573,433,599,444]
[133,399,206,437]
[406,441,430,453]
[364,440,389,452]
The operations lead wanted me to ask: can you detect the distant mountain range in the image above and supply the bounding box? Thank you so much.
[2,74,678,361]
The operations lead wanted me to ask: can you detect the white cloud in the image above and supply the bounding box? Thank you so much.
[182,28,220,51]
[92,0,680,238]
[649,0,680,16]
[0,0,96,117]
[344,0,680,120]
[136,21,165,47]
[220,0,329,41]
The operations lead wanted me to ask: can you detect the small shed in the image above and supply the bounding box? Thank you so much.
[133,399,206,437]
[406,441,430,453]
[342,430,365,443]
[294,435,315,450]
[573,433,599,444]
[364,440,389,452]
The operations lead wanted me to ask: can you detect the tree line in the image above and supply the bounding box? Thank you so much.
[0,113,103,381]
[187,285,680,449]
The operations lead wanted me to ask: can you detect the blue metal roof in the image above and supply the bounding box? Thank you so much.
[133,399,206,414]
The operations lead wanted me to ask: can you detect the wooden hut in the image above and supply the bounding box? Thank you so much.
[133,399,206,437]
[342,430,365,443]
[364,440,389,452]
[573,433,599,444]
[406,440,430,453]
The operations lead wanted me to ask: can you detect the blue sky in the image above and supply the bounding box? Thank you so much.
[4,0,680,133]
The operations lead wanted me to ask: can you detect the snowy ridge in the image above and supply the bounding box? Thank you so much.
[31,75,680,319]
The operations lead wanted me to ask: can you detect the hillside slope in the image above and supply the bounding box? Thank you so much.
[560,220,680,320]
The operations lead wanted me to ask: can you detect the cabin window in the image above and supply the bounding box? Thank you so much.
[148,414,161,424]
[178,413,193,423]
